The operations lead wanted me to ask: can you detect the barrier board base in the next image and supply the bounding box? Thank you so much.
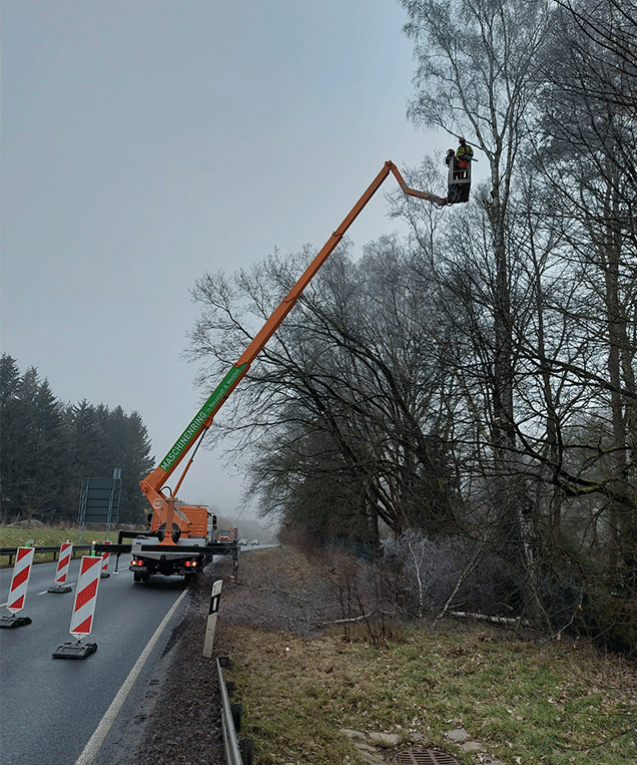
[52,641,98,660]
[48,584,72,594]
[100,572,110,578]
[0,614,32,629]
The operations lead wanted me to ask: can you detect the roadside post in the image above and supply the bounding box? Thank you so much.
[203,579,223,658]
[52,555,101,659]
[48,542,73,593]
[0,546,35,628]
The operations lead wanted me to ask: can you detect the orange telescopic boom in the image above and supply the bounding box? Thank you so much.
[141,161,440,543]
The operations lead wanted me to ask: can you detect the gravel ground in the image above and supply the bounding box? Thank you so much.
[129,567,226,765]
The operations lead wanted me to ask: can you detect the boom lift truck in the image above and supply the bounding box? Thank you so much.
[94,161,451,583]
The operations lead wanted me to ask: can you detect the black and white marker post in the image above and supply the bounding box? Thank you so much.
[203,579,223,658]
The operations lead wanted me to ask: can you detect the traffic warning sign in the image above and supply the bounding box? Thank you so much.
[53,555,101,659]
[48,542,73,594]
[70,555,101,638]
[1,547,34,628]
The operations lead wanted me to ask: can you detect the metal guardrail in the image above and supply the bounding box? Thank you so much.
[1,539,239,566]
[0,545,93,567]
[217,657,253,765]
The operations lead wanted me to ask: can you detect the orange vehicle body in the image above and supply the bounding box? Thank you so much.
[139,161,439,545]
[145,502,210,539]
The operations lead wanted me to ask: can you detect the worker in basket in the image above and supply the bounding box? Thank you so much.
[455,137,474,177]
[444,138,473,204]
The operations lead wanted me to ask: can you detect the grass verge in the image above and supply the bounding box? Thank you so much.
[214,546,637,765]
[0,524,123,566]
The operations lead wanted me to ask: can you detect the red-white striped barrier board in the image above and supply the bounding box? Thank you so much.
[7,547,35,614]
[55,542,73,584]
[100,541,111,575]
[70,556,102,639]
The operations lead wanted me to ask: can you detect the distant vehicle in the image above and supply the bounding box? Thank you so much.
[239,538,248,546]
[217,528,238,543]
[250,539,260,546]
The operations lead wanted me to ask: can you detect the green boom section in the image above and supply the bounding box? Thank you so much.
[159,363,248,472]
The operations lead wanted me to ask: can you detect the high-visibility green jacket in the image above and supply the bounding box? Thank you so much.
[456,144,474,162]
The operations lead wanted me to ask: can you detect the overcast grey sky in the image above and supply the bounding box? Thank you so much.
[2,0,444,519]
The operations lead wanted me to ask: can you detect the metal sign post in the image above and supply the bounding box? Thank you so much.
[77,470,122,544]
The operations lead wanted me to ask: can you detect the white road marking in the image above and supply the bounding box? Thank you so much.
[73,586,189,765]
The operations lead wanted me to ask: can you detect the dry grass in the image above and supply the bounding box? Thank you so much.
[214,546,637,765]
[0,524,108,566]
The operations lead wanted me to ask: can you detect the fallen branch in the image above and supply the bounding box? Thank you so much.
[315,612,374,628]
[449,611,529,627]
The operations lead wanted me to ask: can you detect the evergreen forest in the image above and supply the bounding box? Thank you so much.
[0,353,154,525]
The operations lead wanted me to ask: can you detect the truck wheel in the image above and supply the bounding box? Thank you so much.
[133,572,142,583]
[142,573,150,583]
[184,573,194,585]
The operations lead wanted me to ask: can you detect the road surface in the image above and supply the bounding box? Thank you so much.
[0,555,191,765]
